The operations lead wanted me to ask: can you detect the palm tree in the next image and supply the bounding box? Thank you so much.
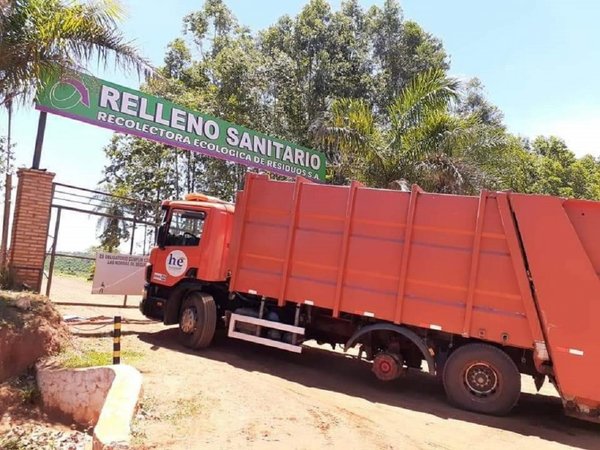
[0,0,151,267]
[0,0,151,106]
[311,69,506,193]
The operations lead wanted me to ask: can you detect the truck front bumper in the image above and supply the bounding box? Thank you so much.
[140,285,165,321]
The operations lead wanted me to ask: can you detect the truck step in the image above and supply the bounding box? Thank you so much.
[227,313,305,353]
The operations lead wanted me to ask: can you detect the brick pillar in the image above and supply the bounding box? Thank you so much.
[9,168,55,292]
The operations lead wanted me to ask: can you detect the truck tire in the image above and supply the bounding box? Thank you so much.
[178,291,217,349]
[442,343,520,416]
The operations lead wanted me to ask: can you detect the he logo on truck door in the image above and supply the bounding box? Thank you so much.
[166,250,188,277]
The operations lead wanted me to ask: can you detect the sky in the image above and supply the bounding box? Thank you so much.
[2,0,600,251]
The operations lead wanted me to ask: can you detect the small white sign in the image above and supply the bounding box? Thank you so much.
[92,252,149,295]
[166,250,188,277]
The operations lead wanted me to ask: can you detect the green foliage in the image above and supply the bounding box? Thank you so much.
[313,71,600,197]
[0,0,150,106]
[58,348,143,368]
[313,69,488,191]
[96,196,131,252]
[44,253,94,278]
[101,0,449,202]
[455,78,504,126]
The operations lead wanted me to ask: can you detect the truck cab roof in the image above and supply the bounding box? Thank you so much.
[162,193,235,213]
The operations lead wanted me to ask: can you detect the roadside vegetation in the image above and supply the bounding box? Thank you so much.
[44,253,95,279]
[56,346,143,368]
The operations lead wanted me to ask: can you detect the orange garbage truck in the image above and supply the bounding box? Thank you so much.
[141,173,600,422]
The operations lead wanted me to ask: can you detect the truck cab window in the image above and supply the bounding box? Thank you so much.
[166,209,206,246]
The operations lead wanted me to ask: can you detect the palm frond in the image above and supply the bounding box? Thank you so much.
[388,69,460,150]
[310,97,385,171]
[0,0,153,105]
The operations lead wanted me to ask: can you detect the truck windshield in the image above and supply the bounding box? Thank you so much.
[166,209,206,247]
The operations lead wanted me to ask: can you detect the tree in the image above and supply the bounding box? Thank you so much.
[95,188,130,252]
[367,1,448,111]
[0,0,151,106]
[259,0,448,141]
[455,78,504,127]
[312,69,479,190]
[101,135,173,220]
[532,136,576,168]
[311,68,542,195]
[567,155,600,200]
[163,38,191,80]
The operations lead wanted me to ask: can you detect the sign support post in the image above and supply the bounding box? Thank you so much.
[32,111,47,170]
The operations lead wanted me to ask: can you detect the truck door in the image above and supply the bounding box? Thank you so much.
[152,208,207,286]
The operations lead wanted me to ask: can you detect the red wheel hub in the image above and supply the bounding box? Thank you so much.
[372,353,404,381]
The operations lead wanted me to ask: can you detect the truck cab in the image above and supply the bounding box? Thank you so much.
[140,193,234,322]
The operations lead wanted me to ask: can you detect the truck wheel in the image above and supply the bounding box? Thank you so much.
[443,343,520,415]
[178,291,217,349]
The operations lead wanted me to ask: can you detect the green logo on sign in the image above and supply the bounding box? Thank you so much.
[49,77,90,110]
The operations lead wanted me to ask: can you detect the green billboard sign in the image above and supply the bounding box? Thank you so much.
[36,71,327,181]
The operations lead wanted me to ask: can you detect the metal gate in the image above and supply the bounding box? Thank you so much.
[43,182,159,307]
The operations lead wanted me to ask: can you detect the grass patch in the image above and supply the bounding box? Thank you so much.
[131,395,206,444]
[131,395,160,446]
[166,398,203,423]
[57,348,144,368]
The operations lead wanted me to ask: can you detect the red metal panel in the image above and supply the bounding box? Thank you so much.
[510,194,600,408]
[496,194,545,345]
[229,176,541,350]
[563,198,600,275]
[393,185,420,323]
[462,190,488,336]
[228,175,255,291]
[277,178,307,306]
[333,181,361,317]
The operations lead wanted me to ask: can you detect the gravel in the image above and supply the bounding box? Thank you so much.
[0,425,92,450]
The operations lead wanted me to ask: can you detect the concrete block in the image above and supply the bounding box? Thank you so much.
[36,364,142,449]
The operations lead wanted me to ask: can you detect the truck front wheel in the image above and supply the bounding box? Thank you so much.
[443,343,520,416]
[178,292,217,349]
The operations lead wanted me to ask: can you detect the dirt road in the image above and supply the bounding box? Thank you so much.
[52,276,599,449]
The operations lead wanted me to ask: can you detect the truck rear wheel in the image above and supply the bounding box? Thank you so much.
[178,292,217,349]
[443,343,520,415]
